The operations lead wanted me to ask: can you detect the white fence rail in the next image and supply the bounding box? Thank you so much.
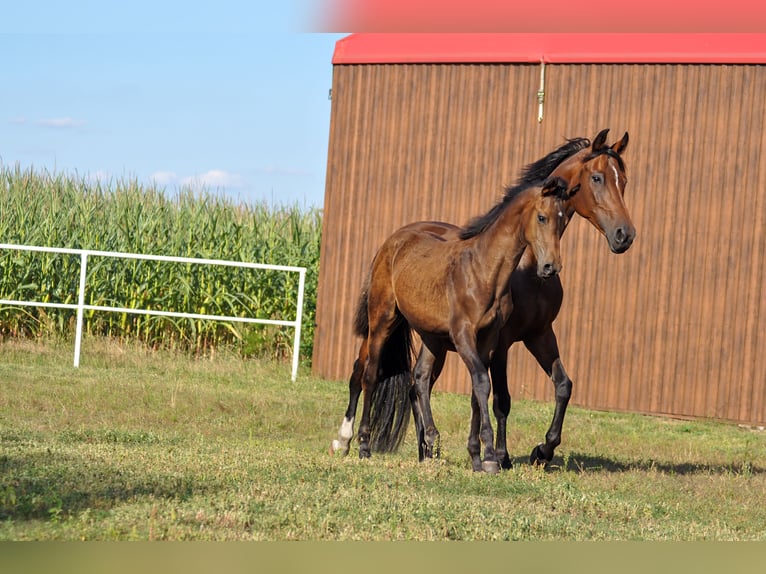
[0,243,306,381]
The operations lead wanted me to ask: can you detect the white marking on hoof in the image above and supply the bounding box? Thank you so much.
[330,417,355,456]
[330,439,349,456]
[339,417,354,440]
[481,460,501,474]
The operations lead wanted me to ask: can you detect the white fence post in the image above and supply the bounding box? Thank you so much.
[0,243,306,380]
[290,268,307,382]
[73,251,88,368]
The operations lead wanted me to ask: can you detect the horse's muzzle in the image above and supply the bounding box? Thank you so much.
[538,262,561,279]
[609,226,636,254]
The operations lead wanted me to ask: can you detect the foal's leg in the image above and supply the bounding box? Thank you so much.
[330,339,368,455]
[523,328,573,465]
[488,335,513,469]
[466,392,483,471]
[453,329,499,474]
[410,339,446,461]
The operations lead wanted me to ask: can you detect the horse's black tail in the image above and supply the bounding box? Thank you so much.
[369,319,413,453]
[352,276,412,453]
[353,283,369,338]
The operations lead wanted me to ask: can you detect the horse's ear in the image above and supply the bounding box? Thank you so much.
[542,176,568,198]
[592,128,609,151]
[611,131,629,155]
[567,183,581,199]
[541,176,555,196]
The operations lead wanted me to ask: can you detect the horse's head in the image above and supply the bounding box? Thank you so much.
[553,129,636,254]
[524,176,573,279]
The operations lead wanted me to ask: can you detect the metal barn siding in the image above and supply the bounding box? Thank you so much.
[314,34,766,426]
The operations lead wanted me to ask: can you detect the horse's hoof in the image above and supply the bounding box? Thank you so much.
[529,444,550,466]
[330,440,349,456]
[481,460,501,474]
[423,438,441,460]
[500,457,513,470]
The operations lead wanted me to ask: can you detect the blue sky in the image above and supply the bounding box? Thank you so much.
[1,2,346,208]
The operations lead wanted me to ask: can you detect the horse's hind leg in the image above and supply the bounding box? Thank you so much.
[330,340,367,456]
[357,304,399,459]
[410,339,446,461]
[524,329,572,465]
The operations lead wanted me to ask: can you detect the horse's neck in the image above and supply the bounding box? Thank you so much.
[472,200,529,290]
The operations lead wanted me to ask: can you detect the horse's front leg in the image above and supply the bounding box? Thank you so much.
[454,330,499,474]
[489,334,513,469]
[524,329,572,466]
[466,392,483,471]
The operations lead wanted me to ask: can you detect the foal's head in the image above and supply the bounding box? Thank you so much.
[523,177,574,279]
[553,128,636,254]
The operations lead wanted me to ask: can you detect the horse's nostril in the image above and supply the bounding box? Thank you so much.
[610,226,635,253]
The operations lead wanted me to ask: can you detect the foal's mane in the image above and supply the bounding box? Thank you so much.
[460,137,590,240]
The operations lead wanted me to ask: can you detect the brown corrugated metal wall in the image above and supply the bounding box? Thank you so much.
[313,62,766,426]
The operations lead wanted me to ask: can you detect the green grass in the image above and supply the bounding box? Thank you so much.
[1,339,765,540]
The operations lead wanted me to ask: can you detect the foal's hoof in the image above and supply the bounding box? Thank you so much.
[481,460,501,474]
[529,444,551,466]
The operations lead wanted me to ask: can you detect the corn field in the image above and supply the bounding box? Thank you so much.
[0,163,321,361]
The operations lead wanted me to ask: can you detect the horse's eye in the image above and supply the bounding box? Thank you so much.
[591,174,603,185]
[537,214,547,224]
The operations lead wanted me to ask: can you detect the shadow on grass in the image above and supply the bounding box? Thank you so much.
[0,449,216,522]
[511,452,766,476]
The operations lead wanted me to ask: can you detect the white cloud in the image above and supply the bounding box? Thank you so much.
[259,165,313,177]
[36,117,85,129]
[150,171,179,186]
[8,116,84,129]
[86,171,111,184]
[180,170,244,190]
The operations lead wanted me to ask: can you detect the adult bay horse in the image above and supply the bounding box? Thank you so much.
[407,129,635,470]
[331,176,576,473]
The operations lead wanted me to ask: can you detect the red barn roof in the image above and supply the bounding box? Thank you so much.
[332,34,766,65]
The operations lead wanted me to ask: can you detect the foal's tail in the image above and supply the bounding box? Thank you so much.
[369,319,413,453]
[353,281,413,454]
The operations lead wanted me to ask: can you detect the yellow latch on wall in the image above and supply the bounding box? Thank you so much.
[537,60,546,123]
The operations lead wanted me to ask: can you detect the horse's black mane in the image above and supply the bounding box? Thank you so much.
[460,137,590,239]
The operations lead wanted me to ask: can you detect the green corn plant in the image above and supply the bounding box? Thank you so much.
[0,163,322,362]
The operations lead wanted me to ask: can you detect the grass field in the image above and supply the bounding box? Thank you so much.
[1,338,765,541]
